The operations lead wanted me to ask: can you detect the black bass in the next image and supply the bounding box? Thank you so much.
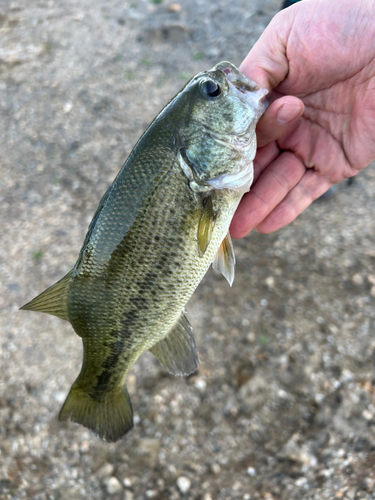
[21,62,267,442]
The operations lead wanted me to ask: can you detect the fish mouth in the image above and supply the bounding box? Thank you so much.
[216,61,269,117]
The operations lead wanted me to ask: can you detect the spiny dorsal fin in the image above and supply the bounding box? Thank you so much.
[197,196,217,257]
[149,312,200,376]
[20,270,73,321]
[212,232,236,286]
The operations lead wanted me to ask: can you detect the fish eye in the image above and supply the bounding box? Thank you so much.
[200,80,221,99]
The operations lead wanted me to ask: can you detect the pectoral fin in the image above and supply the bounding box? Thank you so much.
[212,232,236,286]
[197,196,217,257]
[149,313,199,376]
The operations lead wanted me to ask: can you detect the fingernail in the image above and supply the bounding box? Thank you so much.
[276,103,302,125]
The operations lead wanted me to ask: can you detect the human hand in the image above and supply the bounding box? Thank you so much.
[231,0,375,238]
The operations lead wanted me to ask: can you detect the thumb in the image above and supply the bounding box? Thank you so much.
[240,9,294,90]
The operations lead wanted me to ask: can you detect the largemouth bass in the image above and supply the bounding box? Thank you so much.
[21,62,267,442]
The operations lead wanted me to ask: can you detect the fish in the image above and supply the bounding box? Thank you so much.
[21,62,268,442]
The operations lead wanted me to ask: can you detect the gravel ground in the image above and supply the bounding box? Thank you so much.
[1,1,375,499]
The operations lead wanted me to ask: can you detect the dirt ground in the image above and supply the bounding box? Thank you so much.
[1,0,375,499]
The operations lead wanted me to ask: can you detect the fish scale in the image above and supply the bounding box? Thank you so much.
[21,62,267,441]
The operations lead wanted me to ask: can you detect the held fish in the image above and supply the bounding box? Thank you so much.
[21,62,268,442]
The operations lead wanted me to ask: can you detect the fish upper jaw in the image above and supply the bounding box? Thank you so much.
[215,61,269,118]
[227,79,269,119]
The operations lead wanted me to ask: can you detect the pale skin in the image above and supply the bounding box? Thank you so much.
[230,0,375,238]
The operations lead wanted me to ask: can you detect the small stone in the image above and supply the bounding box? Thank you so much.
[341,369,354,382]
[360,477,374,491]
[211,463,221,474]
[263,493,275,500]
[370,285,375,298]
[104,477,123,495]
[247,332,256,343]
[53,391,67,403]
[168,2,182,12]
[351,273,363,285]
[203,495,212,500]
[265,276,275,289]
[97,463,115,479]
[194,378,207,393]
[280,434,317,467]
[123,478,132,488]
[367,274,375,285]
[133,414,141,425]
[345,488,356,499]
[63,102,73,114]
[146,490,158,498]
[295,477,307,487]
[315,393,324,404]
[233,481,242,491]
[362,409,373,421]
[318,469,333,478]
[247,467,256,477]
[176,476,191,494]
[124,491,134,500]
[80,440,89,453]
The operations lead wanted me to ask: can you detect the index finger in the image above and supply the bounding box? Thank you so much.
[240,10,291,90]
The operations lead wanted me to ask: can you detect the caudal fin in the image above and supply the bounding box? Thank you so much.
[59,383,133,442]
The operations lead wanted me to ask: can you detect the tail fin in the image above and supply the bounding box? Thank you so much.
[20,271,72,321]
[59,383,133,442]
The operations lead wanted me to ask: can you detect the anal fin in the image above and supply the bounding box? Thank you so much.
[20,270,73,321]
[212,232,236,286]
[149,313,199,376]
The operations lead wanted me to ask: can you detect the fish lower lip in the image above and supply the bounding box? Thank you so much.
[206,166,254,193]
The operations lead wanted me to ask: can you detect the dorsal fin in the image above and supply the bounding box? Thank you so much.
[149,312,199,376]
[20,271,72,321]
[212,232,236,286]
